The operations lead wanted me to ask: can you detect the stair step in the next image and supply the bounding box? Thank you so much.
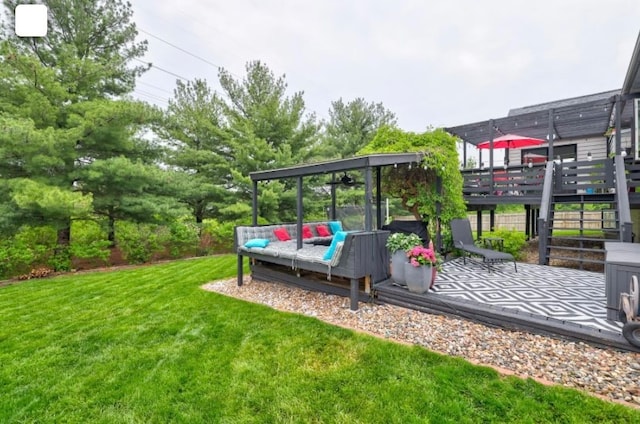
[549,217,615,223]
[547,246,606,258]
[551,200,615,205]
[546,255,605,265]
[548,236,606,242]
[546,245,606,254]
[549,227,619,232]
[549,218,618,230]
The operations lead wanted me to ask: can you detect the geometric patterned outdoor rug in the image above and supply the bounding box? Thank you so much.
[433,258,623,334]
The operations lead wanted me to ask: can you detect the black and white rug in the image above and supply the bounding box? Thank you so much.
[433,258,622,334]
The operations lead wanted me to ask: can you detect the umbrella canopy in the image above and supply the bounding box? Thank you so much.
[477,134,545,149]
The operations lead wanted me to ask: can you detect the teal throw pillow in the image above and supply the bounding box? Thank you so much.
[244,238,270,248]
[328,221,343,234]
[322,230,347,261]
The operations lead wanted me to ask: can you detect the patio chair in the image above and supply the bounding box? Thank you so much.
[450,218,517,272]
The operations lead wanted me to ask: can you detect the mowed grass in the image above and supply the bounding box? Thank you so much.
[1,256,638,423]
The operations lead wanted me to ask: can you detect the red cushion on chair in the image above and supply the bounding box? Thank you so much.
[315,225,331,237]
[302,225,313,239]
[273,227,291,241]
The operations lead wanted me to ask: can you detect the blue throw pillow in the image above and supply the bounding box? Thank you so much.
[322,231,347,261]
[328,221,343,234]
[244,238,270,248]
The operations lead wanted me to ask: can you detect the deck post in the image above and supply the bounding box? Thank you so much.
[615,95,622,155]
[488,120,494,194]
[489,210,495,232]
[376,167,382,229]
[476,210,483,239]
[525,204,531,240]
[350,278,359,311]
[547,109,554,161]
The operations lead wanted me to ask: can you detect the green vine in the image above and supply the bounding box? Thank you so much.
[358,126,466,240]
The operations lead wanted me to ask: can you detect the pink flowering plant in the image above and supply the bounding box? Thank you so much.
[406,245,437,267]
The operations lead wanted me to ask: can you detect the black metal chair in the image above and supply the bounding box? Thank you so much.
[450,218,517,272]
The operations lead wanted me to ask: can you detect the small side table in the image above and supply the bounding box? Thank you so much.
[483,237,504,251]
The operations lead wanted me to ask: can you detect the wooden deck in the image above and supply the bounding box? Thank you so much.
[374,258,640,352]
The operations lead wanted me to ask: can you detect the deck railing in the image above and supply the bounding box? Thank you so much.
[461,163,546,197]
[615,156,633,242]
[537,162,555,264]
[553,158,613,194]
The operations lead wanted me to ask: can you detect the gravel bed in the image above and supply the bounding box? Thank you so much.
[202,277,640,408]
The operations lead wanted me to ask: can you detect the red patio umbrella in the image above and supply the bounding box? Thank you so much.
[476,134,545,149]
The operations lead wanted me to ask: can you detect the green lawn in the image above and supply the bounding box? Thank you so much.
[1,256,638,423]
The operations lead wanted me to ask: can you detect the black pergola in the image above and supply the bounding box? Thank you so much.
[249,152,428,249]
[445,91,637,169]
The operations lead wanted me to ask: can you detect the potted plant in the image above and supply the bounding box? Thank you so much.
[404,244,438,294]
[385,232,422,285]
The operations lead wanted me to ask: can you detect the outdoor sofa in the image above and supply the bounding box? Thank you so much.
[235,221,390,309]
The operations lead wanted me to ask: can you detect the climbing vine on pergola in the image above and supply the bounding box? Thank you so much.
[358,126,466,241]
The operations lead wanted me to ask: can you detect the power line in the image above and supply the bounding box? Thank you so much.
[134,88,168,103]
[139,28,222,70]
[134,58,189,81]
[138,80,174,95]
[139,28,241,78]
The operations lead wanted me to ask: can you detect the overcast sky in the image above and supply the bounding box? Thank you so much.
[130,0,640,133]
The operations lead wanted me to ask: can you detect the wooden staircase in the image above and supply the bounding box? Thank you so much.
[545,192,617,269]
[538,157,633,270]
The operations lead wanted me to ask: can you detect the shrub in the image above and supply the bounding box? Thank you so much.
[201,219,237,254]
[115,222,164,264]
[70,220,111,265]
[483,229,527,260]
[201,217,266,254]
[168,219,200,258]
[0,226,57,279]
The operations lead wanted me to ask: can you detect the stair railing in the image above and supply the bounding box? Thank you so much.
[614,155,633,242]
[537,161,555,264]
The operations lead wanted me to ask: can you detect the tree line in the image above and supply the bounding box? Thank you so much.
[0,0,400,277]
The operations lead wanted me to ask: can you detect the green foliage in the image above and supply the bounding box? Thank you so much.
[496,203,524,213]
[386,232,422,253]
[160,78,233,223]
[0,226,56,278]
[202,219,237,253]
[359,126,467,239]
[0,0,153,267]
[69,220,111,264]
[218,61,320,212]
[49,247,72,272]
[168,219,200,258]
[483,229,527,260]
[318,97,397,159]
[201,216,266,253]
[115,222,164,264]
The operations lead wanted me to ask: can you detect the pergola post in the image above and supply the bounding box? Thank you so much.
[375,167,382,229]
[252,180,258,226]
[364,167,373,231]
[296,176,303,250]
